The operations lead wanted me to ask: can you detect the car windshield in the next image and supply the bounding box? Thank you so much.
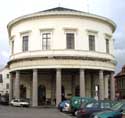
[20,99,26,102]
[111,102,123,111]
[85,102,99,108]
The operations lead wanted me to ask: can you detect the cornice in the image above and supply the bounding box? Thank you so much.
[8,55,116,66]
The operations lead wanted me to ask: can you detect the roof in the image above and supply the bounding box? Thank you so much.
[40,7,83,13]
[115,64,125,78]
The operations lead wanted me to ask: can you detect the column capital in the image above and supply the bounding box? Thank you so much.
[33,69,38,72]
[56,68,61,71]
[99,69,103,72]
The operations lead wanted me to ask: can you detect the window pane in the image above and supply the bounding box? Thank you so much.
[66,33,74,49]
[6,83,9,89]
[12,40,14,54]
[6,74,9,78]
[0,74,3,83]
[42,33,51,50]
[89,35,95,51]
[106,39,109,53]
[22,36,28,52]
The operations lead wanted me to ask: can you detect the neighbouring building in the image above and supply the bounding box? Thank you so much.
[7,7,116,106]
[0,66,10,95]
[115,65,125,99]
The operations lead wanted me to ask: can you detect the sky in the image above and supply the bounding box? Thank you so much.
[0,0,125,74]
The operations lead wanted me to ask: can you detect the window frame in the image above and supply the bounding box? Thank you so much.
[105,38,110,54]
[40,29,53,51]
[66,32,75,49]
[11,40,14,54]
[88,34,95,51]
[41,32,51,50]
[22,35,29,52]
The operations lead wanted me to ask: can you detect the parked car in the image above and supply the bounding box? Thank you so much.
[90,101,125,118]
[70,96,96,116]
[0,95,9,105]
[58,100,70,112]
[10,98,30,107]
[77,100,115,118]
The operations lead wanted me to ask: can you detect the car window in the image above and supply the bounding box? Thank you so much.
[85,103,94,108]
[93,102,99,108]
[20,99,25,102]
[104,102,111,108]
[14,100,18,102]
[85,102,99,108]
[100,102,104,108]
[111,102,123,111]
[121,104,125,110]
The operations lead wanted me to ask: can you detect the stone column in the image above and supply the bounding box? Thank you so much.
[56,69,61,107]
[14,71,20,99]
[32,69,38,107]
[9,73,13,102]
[80,69,85,97]
[51,74,55,105]
[104,75,109,99]
[110,72,115,100]
[99,70,104,100]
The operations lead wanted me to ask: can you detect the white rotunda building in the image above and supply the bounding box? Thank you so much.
[7,7,116,106]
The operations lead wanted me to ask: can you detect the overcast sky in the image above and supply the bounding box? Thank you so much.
[0,0,125,74]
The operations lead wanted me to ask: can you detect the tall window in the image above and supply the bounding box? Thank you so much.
[106,39,109,53]
[0,74,3,83]
[6,74,9,79]
[11,40,14,54]
[22,36,28,52]
[6,83,9,89]
[66,33,74,49]
[89,35,95,51]
[42,33,51,50]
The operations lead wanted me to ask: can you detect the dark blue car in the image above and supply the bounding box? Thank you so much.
[77,100,114,118]
[58,100,70,112]
[91,101,125,118]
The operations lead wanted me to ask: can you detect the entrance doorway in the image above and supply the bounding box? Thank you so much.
[38,85,46,105]
[75,85,80,96]
[61,86,65,101]
[20,84,26,99]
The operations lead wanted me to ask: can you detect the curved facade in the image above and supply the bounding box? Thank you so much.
[8,7,116,106]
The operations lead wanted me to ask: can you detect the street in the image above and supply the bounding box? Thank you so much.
[0,105,74,118]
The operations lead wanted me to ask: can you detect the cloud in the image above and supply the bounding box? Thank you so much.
[1,51,9,58]
[115,49,125,73]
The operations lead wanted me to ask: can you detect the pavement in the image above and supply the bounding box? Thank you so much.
[0,105,75,118]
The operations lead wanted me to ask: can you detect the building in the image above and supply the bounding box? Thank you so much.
[0,66,10,95]
[7,7,116,106]
[115,65,125,99]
